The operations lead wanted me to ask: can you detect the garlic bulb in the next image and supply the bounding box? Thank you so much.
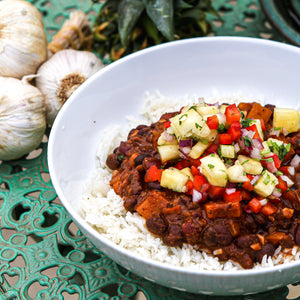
[36,49,104,124]
[0,76,46,161]
[0,0,48,79]
[48,10,92,54]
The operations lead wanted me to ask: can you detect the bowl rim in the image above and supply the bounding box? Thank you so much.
[48,36,300,277]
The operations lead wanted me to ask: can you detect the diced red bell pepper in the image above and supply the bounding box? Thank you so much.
[186,180,194,192]
[205,144,219,154]
[261,202,277,216]
[206,115,219,130]
[164,121,171,129]
[225,104,242,124]
[248,198,262,213]
[208,185,225,200]
[242,180,254,192]
[191,165,200,176]
[272,153,281,168]
[278,166,290,175]
[193,175,208,192]
[246,124,261,141]
[174,159,190,170]
[228,122,242,141]
[260,119,266,131]
[219,133,233,145]
[144,165,163,182]
[276,177,288,193]
[224,190,242,202]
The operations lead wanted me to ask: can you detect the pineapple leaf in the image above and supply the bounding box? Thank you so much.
[145,0,174,41]
[118,0,145,46]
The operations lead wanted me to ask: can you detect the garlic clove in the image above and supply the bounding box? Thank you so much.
[0,76,46,161]
[0,0,48,79]
[36,49,104,125]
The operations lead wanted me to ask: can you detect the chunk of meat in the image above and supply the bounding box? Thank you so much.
[205,201,241,219]
[238,102,253,115]
[135,190,170,219]
[247,102,273,124]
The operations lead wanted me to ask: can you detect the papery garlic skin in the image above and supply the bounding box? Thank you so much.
[0,76,46,160]
[0,0,48,79]
[36,49,104,125]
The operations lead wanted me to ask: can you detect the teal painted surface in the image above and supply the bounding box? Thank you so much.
[0,0,298,299]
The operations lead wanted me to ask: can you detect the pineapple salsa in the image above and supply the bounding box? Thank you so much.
[106,100,300,269]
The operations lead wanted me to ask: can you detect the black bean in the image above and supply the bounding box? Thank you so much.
[146,217,167,235]
[202,224,233,247]
[106,153,121,170]
[134,154,146,166]
[254,243,275,263]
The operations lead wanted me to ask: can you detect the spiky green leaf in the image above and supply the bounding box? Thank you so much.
[118,0,145,46]
[145,0,174,41]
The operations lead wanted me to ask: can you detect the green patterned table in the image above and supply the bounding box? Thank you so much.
[0,1,299,299]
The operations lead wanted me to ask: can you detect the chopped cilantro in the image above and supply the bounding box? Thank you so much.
[241,159,249,165]
[218,123,225,133]
[189,106,197,111]
[243,136,253,147]
[241,118,252,128]
[263,174,270,185]
[195,123,202,129]
[208,164,215,169]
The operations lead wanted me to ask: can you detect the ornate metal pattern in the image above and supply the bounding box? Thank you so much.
[0,0,298,299]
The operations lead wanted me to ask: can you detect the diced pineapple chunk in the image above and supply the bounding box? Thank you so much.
[253,170,278,197]
[220,145,235,158]
[181,167,194,180]
[200,154,228,187]
[196,105,219,116]
[267,138,289,156]
[170,109,210,140]
[227,164,249,183]
[189,130,217,159]
[238,155,263,175]
[160,167,189,193]
[273,108,300,134]
[158,145,180,162]
[220,104,228,114]
[249,119,264,140]
[157,132,177,146]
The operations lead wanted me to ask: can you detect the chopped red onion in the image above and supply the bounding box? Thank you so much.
[252,139,263,150]
[272,188,282,198]
[179,139,192,148]
[269,128,280,136]
[250,175,260,185]
[241,128,255,139]
[216,113,226,125]
[225,188,236,195]
[250,148,262,160]
[288,166,295,176]
[227,182,238,189]
[192,189,202,202]
[282,127,289,136]
[291,154,300,168]
[280,175,294,187]
[234,143,240,153]
[259,198,268,206]
[266,160,277,173]
[161,131,175,143]
[207,102,221,109]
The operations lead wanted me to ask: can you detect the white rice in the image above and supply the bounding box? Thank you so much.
[81,91,300,271]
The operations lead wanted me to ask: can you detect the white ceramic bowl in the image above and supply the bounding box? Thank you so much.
[48,37,300,296]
